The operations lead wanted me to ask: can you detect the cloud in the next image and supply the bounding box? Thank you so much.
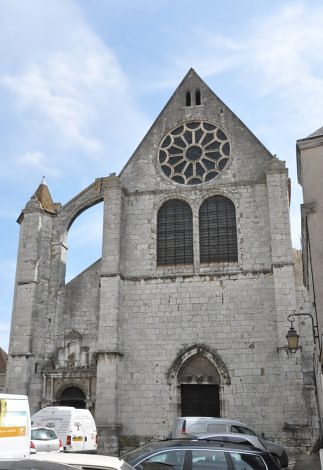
[1,48,124,154]
[0,259,16,284]
[0,209,18,220]
[160,2,323,134]
[17,151,61,177]
[245,3,323,117]
[0,0,149,173]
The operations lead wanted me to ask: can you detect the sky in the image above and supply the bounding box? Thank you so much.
[1,0,323,352]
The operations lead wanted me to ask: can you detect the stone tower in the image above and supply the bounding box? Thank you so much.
[6,69,319,454]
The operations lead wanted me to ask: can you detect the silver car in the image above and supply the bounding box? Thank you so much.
[31,427,63,453]
[194,432,268,451]
[169,417,288,467]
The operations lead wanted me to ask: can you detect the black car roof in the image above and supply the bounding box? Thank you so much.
[155,439,263,451]
[122,438,267,464]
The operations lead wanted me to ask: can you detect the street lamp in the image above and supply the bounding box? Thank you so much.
[286,321,299,353]
[286,312,320,354]
[285,311,323,446]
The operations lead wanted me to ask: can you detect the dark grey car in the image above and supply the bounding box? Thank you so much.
[169,417,288,468]
[122,439,282,470]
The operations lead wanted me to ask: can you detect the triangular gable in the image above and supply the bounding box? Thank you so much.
[119,68,275,189]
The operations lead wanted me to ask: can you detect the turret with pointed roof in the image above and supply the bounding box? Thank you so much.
[17,177,61,224]
[34,177,60,214]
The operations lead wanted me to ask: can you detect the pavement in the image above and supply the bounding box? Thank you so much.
[291,453,321,469]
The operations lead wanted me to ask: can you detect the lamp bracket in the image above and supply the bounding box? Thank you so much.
[287,312,320,347]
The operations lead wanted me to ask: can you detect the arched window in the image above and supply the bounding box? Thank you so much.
[157,200,193,266]
[186,91,191,106]
[195,89,201,105]
[199,196,238,263]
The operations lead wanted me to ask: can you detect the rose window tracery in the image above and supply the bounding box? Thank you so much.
[158,121,231,185]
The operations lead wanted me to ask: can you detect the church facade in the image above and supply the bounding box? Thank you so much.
[6,69,319,453]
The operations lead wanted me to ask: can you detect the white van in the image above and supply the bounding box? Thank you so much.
[31,406,97,453]
[0,393,31,458]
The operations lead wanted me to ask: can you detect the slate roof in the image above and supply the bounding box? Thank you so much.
[306,126,323,139]
[34,177,58,214]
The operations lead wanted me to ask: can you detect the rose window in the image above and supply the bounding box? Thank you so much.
[158,121,231,185]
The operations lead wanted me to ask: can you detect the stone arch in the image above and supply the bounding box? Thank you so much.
[167,345,230,418]
[153,193,193,214]
[55,179,106,244]
[167,344,231,386]
[197,189,238,212]
[178,355,221,384]
[56,384,87,409]
[51,178,111,285]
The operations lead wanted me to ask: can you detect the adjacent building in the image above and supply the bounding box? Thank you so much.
[297,127,323,427]
[6,69,319,454]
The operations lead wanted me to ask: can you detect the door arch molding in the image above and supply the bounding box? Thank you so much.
[167,344,231,386]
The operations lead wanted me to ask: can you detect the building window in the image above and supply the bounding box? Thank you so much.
[158,121,231,186]
[199,196,238,263]
[186,91,191,106]
[157,200,193,266]
[195,89,201,105]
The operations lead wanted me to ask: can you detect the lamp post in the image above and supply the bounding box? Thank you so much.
[286,312,320,354]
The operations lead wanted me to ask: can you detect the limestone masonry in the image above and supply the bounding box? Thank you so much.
[6,69,319,454]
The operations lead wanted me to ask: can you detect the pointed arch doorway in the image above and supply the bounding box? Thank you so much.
[168,345,231,418]
[179,355,220,417]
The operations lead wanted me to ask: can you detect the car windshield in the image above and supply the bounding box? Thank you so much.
[31,428,57,440]
[122,443,163,463]
[230,425,257,437]
[258,437,269,449]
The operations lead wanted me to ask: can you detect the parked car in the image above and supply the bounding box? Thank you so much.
[0,460,79,470]
[192,434,282,466]
[169,417,288,468]
[31,406,97,453]
[29,452,135,470]
[122,438,281,470]
[31,426,63,453]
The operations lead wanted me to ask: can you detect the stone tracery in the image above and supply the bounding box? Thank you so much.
[158,121,231,185]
